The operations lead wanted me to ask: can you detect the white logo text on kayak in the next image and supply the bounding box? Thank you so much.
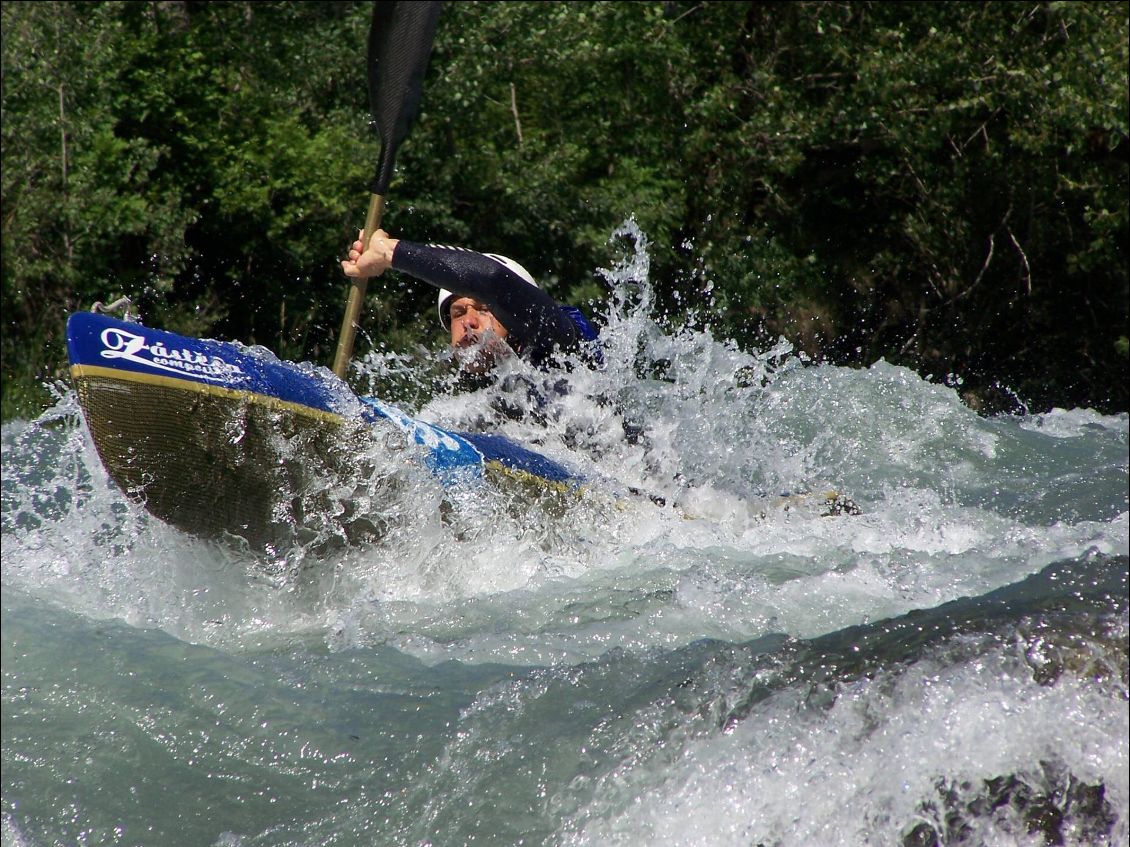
[99,327,245,382]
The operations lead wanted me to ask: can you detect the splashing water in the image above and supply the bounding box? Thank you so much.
[3,223,1128,846]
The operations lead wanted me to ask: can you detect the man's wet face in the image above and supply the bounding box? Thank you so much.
[448,297,511,374]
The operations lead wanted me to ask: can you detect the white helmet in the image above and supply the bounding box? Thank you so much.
[437,253,539,330]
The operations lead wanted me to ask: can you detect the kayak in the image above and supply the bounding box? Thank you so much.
[66,311,584,553]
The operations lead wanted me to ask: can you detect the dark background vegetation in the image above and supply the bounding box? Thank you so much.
[3,0,1127,419]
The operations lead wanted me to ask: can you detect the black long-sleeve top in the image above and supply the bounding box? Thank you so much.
[392,241,582,368]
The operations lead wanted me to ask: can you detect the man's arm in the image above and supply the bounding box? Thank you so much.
[392,241,578,362]
[342,229,581,363]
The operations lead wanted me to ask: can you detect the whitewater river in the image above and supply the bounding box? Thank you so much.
[3,231,1128,846]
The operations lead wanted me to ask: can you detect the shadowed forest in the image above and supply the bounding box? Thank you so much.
[2,1,1127,418]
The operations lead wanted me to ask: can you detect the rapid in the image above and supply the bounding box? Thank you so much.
[3,223,1128,846]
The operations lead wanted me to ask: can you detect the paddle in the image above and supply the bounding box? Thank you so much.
[333,0,443,379]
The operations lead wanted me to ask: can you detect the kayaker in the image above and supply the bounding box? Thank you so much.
[342,229,650,450]
[341,229,601,377]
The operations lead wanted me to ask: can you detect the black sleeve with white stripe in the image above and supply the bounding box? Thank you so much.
[392,240,579,366]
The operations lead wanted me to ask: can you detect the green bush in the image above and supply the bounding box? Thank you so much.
[3,1,1126,419]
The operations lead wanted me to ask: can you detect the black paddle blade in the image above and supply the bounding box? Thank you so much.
[368,0,442,195]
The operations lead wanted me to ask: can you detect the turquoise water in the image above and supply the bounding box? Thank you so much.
[3,231,1128,845]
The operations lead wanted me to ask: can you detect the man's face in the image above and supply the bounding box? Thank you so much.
[448,297,510,374]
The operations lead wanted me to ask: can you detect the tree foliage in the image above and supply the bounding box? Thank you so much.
[2,0,1127,419]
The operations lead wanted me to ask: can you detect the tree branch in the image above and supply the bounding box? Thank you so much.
[510,81,523,146]
[1008,228,1032,294]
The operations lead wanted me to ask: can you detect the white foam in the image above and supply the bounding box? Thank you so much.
[563,624,1130,846]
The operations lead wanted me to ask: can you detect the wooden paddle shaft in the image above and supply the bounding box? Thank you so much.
[332,193,385,379]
